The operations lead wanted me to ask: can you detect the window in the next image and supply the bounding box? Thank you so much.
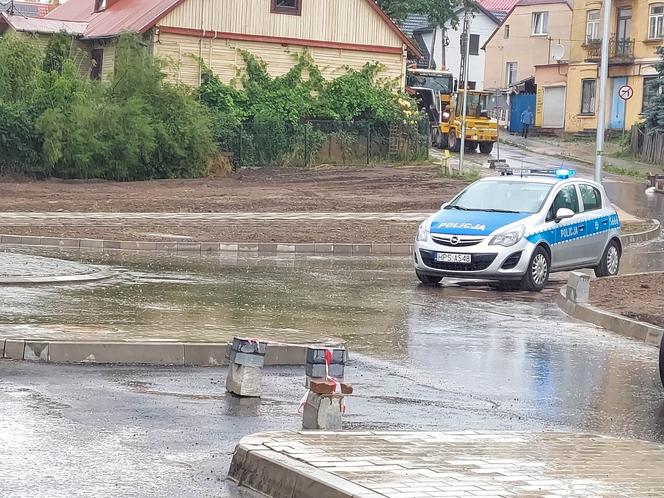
[504,24,510,39]
[581,79,596,114]
[469,34,480,55]
[643,76,662,113]
[579,184,602,211]
[271,0,301,15]
[586,10,600,43]
[548,185,579,220]
[532,12,548,35]
[506,62,518,86]
[90,49,103,80]
[649,4,664,39]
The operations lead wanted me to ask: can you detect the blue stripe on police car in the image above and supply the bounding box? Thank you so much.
[429,210,530,236]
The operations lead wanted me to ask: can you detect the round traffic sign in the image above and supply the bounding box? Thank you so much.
[618,85,633,101]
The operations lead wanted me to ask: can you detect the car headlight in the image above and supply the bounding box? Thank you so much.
[417,222,429,242]
[489,225,525,247]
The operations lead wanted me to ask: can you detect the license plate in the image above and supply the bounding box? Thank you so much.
[435,252,471,263]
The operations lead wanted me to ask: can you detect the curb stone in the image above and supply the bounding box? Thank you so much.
[0,339,345,366]
[0,270,116,285]
[557,285,663,347]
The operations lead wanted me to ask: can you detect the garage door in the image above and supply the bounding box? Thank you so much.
[542,86,566,128]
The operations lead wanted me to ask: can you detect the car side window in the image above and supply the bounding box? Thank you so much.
[579,184,602,211]
[547,185,580,221]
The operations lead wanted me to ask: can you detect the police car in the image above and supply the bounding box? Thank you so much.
[414,168,622,291]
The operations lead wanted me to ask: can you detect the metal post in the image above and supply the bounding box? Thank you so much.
[459,12,471,173]
[594,0,612,183]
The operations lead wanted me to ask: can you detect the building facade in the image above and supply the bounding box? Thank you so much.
[8,0,419,85]
[564,0,664,133]
[483,0,572,90]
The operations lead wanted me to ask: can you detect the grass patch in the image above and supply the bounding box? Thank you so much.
[604,164,647,179]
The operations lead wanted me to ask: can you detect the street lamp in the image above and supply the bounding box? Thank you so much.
[594,0,612,183]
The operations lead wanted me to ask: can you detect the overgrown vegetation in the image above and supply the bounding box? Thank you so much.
[0,33,423,179]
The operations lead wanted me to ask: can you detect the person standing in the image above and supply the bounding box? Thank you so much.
[520,107,534,138]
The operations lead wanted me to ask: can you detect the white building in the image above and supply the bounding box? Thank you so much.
[402,3,500,91]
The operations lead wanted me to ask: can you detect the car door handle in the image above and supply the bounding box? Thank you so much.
[577,224,585,232]
[601,220,608,225]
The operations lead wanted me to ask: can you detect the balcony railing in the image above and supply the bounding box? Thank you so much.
[584,37,635,63]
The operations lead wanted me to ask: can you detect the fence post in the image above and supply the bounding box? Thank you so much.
[304,122,308,168]
[238,123,243,169]
[366,121,370,165]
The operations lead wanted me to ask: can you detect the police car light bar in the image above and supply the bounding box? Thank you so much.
[495,166,576,179]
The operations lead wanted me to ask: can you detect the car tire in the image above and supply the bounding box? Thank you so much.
[479,142,494,154]
[448,131,460,152]
[594,239,621,277]
[416,270,443,285]
[520,246,550,292]
[465,140,478,152]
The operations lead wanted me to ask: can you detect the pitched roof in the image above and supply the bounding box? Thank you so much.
[45,0,182,39]
[477,0,519,13]
[44,0,420,56]
[1,11,87,34]
[0,0,54,18]
[400,13,430,37]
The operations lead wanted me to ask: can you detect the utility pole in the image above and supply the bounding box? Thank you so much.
[459,10,471,173]
[594,0,612,183]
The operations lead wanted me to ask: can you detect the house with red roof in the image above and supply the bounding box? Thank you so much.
[1,0,420,85]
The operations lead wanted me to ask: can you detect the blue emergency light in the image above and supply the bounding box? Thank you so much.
[555,168,576,179]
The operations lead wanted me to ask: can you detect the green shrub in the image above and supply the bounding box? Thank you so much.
[0,101,41,174]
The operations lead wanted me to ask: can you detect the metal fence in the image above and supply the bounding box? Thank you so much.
[631,126,664,166]
[217,119,430,169]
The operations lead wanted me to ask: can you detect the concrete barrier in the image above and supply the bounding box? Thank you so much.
[565,271,590,304]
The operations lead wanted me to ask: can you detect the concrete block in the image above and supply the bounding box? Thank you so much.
[80,239,104,249]
[1,235,22,245]
[371,243,391,255]
[238,244,259,252]
[200,242,220,253]
[352,244,371,256]
[302,391,343,430]
[228,337,267,367]
[3,339,24,359]
[184,343,229,366]
[276,244,296,253]
[566,271,590,303]
[24,341,48,361]
[103,240,122,249]
[390,243,412,255]
[258,243,278,253]
[177,242,201,252]
[20,236,41,246]
[37,237,57,247]
[155,242,177,252]
[219,244,239,252]
[0,339,5,357]
[265,344,306,365]
[55,238,80,248]
[333,244,353,255]
[226,363,262,397]
[295,244,316,254]
[314,243,333,254]
[48,342,184,365]
[119,241,156,251]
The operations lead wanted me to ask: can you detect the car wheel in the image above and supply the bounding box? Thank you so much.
[520,246,550,292]
[594,239,620,277]
[448,131,460,152]
[416,270,443,285]
[659,333,664,388]
[465,140,478,152]
[479,142,494,154]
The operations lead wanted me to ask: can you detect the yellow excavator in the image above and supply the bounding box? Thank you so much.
[436,90,497,154]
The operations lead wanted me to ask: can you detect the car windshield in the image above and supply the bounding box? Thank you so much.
[446,180,553,213]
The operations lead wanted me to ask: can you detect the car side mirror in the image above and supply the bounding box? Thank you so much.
[555,208,575,222]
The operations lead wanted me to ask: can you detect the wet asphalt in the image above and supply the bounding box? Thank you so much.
[2,249,664,497]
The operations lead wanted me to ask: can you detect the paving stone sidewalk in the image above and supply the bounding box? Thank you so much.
[230,430,664,497]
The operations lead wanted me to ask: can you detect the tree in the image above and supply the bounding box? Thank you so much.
[644,47,664,132]
[376,0,475,69]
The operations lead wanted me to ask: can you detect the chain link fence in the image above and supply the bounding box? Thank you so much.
[216,118,430,169]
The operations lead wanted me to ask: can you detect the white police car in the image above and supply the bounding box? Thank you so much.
[414,168,622,291]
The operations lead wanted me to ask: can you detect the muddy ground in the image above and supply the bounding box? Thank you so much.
[590,273,664,328]
[0,165,468,213]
